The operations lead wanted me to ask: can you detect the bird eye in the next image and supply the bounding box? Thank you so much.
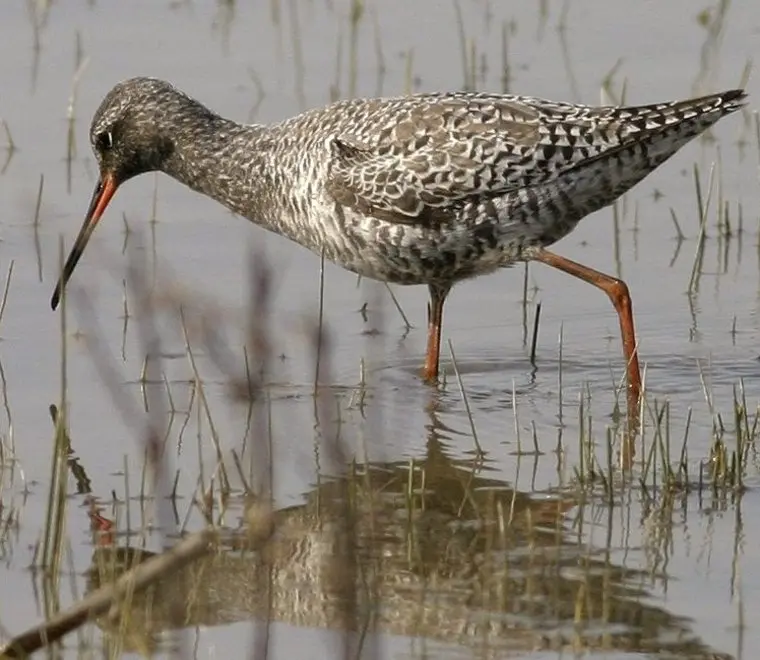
[96,131,114,151]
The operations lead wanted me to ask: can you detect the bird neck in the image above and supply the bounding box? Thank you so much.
[161,111,279,225]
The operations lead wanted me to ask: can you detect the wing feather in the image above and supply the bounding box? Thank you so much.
[325,98,545,225]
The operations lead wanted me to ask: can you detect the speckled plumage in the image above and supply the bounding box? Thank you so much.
[52,77,746,399]
[84,78,745,289]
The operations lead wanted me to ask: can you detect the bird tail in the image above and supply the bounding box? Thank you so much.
[617,88,747,137]
[569,89,747,187]
[528,89,747,241]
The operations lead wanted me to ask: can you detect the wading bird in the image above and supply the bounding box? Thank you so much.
[51,78,746,420]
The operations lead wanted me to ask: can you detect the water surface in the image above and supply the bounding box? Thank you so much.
[0,1,758,658]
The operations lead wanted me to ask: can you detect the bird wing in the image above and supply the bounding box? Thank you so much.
[325,89,747,227]
[325,95,617,226]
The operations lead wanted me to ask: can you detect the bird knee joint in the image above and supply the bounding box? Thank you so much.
[608,278,631,306]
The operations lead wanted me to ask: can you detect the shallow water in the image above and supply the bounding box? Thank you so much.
[0,1,758,658]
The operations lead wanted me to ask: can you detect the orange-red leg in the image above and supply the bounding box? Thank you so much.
[87,497,116,547]
[421,284,449,383]
[532,248,641,424]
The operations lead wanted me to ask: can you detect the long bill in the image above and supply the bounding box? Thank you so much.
[50,173,119,310]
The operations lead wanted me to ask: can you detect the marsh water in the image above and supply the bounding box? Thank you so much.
[0,1,759,658]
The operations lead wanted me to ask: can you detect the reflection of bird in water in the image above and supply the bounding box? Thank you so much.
[51,78,745,421]
[85,455,720,658]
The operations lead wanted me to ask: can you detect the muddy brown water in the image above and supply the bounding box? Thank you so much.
[0,1,758,658]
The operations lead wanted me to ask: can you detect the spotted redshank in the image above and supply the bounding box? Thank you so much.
[51,78,746,419]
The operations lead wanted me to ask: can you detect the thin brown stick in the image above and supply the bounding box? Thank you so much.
[0,528,214,658]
